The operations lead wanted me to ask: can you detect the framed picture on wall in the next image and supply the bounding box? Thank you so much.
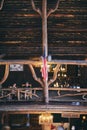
[10,64,23,71]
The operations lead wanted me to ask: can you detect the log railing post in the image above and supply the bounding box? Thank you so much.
[42,0,48,57]
[42,0,49,104]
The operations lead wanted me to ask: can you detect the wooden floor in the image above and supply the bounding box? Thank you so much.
[0,101,87,114]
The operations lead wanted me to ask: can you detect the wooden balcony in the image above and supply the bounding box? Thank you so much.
[0,87,87,114]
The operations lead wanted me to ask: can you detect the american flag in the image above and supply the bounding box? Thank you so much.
[41,48,48,81]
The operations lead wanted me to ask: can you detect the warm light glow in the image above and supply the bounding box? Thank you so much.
[54,82,59,87]
[39,113,53,124]
[60,65,67,72]
[82,116,86,120]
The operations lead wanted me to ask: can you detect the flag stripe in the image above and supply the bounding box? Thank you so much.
[42,48,48,81]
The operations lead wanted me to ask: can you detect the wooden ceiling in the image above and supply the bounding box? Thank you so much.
[0,0,87,60]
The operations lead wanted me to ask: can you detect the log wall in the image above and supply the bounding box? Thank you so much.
[0,0,87,60]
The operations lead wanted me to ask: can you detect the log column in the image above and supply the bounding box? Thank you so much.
[42,0,49,104]
[42,0,48,56]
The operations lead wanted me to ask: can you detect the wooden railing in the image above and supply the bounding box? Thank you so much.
[0,87,87,102]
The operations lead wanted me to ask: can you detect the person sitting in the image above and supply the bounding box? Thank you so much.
[21,82,32,100]
[11,83,17,100]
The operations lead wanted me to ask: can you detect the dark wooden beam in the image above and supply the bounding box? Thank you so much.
[0,104,87,115]
[0,59,87,65]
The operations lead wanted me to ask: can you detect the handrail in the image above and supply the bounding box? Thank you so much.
[0,59,87,65]
[0,87,87,91]
[0,87,87,101]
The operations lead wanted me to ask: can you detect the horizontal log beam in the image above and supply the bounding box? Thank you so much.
[0,59,87,65]
[0,104,87,114]
[0,28,87,32]
[1,87,87,91]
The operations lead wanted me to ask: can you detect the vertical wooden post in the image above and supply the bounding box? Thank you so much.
[42,0,48,57]
[31,0,60,104]
[43,80,49,104]
[17,89,20,101]
[42,0,49,104]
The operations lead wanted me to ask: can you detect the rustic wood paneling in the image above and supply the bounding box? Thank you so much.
[0,0,87,60]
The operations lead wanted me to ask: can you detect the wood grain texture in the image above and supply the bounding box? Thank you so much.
[0,0,87,60]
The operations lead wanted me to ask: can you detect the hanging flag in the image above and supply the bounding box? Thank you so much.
[41,48,48,81]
